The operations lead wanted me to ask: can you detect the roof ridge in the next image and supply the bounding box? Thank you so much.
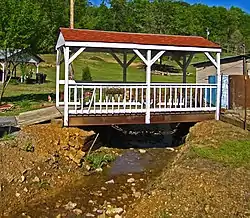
[60,27,206,40]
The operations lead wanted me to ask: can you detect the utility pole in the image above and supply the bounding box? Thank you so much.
[70,0,74,29]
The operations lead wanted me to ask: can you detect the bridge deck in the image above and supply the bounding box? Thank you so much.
[68,111,214,126]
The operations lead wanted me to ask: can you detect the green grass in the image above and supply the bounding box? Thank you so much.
[85,152,116,169]
[192,140,250,168]
[0,132,16,141]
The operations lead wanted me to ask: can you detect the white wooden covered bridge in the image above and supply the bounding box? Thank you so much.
[55,28,222,126]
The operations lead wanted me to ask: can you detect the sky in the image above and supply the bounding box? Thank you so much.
[185,0,250,13]
[91,0,250,14]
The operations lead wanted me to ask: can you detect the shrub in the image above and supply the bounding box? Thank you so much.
[81,66,92,81]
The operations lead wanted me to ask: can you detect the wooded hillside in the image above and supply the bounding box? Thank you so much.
[1,0,249,54]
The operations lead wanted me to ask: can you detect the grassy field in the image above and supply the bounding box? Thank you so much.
[1,52,211,116]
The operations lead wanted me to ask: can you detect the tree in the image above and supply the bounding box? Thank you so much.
[0,0,44,104]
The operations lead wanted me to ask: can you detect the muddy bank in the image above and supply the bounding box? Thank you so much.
[0,122,180,217]
[1,147,177,217]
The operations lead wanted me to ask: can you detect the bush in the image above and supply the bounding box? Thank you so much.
[81,66,92,81]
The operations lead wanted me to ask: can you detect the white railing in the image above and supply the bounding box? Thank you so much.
[67,83,217,115]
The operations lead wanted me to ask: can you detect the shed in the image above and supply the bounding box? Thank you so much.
[193,54,250,83]
[0,49,44,83]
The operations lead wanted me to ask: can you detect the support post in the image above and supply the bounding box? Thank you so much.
[1,63,5,83]
[56,49,61,107]
[216,52,221,120]
[64,47,70,126]
[123,52,127,82]
[133,49,165,124]
[146,50,151,124]
[183,55,187,83]
[36,64,39,74]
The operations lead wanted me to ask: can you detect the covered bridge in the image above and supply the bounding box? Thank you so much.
[55,28,222,126]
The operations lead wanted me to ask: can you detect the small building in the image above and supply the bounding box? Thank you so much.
[193,54,250,83]
[0,49,44,83]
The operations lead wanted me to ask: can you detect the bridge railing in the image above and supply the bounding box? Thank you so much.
[67,83,217,115]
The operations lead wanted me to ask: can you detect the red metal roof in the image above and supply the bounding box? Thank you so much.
[60,28,221,49]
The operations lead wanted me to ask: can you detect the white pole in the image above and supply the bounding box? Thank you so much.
[1,63,4,83]
[64,47,70,126]
[216,52,221,120]
[145,50,151,124]
[56,49,60,107]
[183,55,187,83]
[36,64,39,74]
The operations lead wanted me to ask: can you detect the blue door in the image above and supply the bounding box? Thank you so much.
[207,75,229,109]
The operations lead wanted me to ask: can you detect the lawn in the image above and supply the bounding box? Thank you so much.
[193,140,250,168]
[1,52,199,116]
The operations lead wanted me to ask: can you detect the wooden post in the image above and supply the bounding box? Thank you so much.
[243,56,247,130]
[146,50,151,124]
[70,0,74,29]
[123,52,127,82]
[216,52,221,120]
[64,47,70,126]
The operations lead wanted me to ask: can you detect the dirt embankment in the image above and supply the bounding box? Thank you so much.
[0,124,98,216]
[126,121,250,218]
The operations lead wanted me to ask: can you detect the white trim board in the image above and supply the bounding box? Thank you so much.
[59,41,221,53]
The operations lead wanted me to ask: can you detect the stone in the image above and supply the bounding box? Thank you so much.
[105,179,115,184]
[88,200,94,204]
[24,187,28,193]
[63,201,77,210]
[134,192,141,198]
[21,175,26,183]
[115,215,122,218]
[138,149,146,154]
[32,176,40,183]
[117,196,122,201]
[85,165,91,171]
[204,204,210,213]
[85,213,95,217]
[106,207,124,215]
[73,209,83,215]
[96,209,103,214]
[96,168,103,172]
[101,187,107,191]
[127,178,135,183]
[122,193,128,199]
[15,192,20,197]
[166,147,175,151]
[0,184,2,192]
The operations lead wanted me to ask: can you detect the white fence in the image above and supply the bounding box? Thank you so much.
[62,82,217,115]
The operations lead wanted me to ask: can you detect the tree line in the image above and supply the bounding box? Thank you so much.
[1,0,250,54]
